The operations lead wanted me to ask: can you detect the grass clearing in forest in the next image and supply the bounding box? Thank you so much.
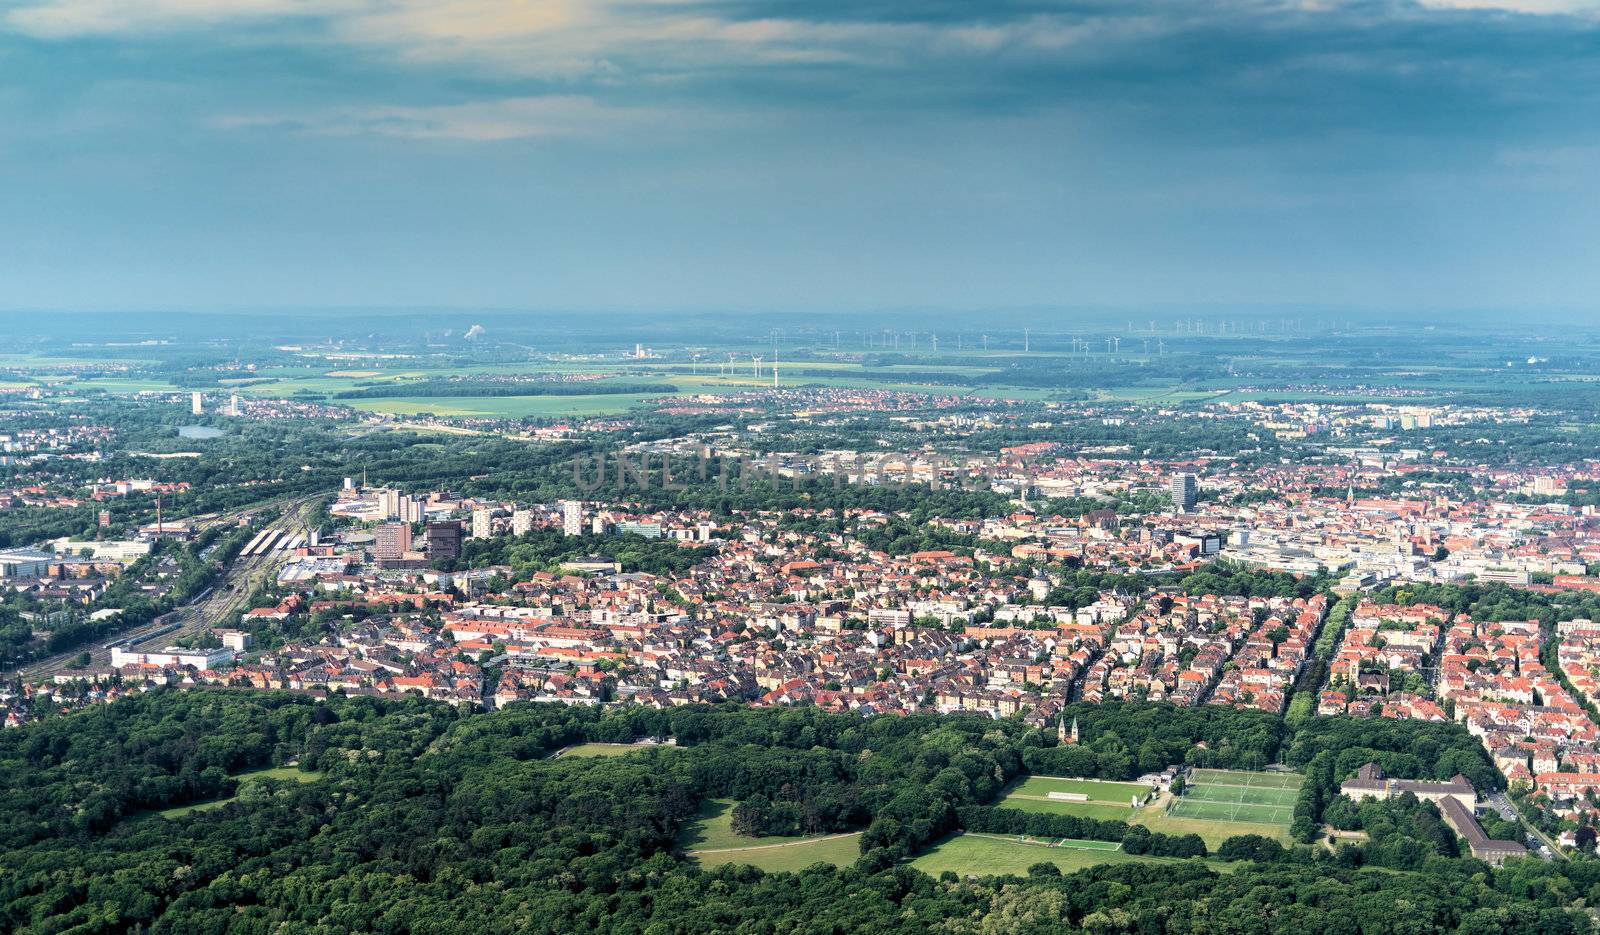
[681,799,865,870]
[552,742,666,759]
[909,832,1235,877]
[152,766,324,819]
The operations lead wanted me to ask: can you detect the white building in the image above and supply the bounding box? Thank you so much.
[561,500,583,536]
[512,509,535,536]
[49,539,152,562]
[471,507,493,540]
[111,645,234,670]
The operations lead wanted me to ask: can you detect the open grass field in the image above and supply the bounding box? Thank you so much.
[1136,811,1292,848]
[155,766,324,819]
[690,833,866,872]
[992,797,1141,822]
[995,774,1155,821]
[679,799,829,851]
[552,742,667,759]
[1168,770,1302,826]
[1008,775,1153,805]
[680,799,865,871]
[910,833,1237,877]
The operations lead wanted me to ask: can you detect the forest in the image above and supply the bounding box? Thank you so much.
[3,690,1599,934]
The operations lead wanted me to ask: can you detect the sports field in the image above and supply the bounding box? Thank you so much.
[1168,769,1301,826]
[996,775,1153,820]
[1008,775,1154,804]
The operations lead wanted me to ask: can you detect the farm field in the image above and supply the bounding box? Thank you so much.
[342,394,667,418]
[1168,769,1302,827]
[680,799,864,871]
[910,833,1237,877]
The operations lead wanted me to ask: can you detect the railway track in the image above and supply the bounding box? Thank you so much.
[15,494,326,680]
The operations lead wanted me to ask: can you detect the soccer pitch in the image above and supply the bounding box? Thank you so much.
[1168,770,1302,826]
[1009,776,1154,804]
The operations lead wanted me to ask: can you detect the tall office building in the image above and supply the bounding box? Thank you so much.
[374,522,411,561]
[561,500,583,536]
[379,488,401,520]
[511,509,534,536]
[399,495,423,524]
[190,391,203,415]
[229,394,241,416]
[426,522,462,561]
[1169,473,1197,512]
[471,507,493,540]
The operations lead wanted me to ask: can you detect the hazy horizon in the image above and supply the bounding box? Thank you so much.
[4,0,1599,313]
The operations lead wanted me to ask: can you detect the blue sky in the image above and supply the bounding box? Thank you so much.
[2,0,1598,313]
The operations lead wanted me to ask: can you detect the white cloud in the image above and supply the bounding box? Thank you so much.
[4,0,348,37]
[1414,0,1600,13]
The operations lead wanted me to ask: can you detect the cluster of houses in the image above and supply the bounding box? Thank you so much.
[1080,592,1326,713]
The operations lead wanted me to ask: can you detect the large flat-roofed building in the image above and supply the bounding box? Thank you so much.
[111,645,234,670]
[50,538,152,562]
[0,548,56,578]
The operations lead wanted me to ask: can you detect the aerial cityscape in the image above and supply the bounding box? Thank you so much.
[5,0,1600,932]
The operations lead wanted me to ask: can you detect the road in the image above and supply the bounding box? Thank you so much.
[1488,790,1564,860]
[16,494,324,680]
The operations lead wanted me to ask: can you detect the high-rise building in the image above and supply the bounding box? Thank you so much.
[1169,473,1197,512]
[229,394,241,416]
[561,500,583,536]
[426,522,462,561]
[190,391,203,415]
[374,522,411,561]
[512,509,534,536]
[400,495,423,524]
[379,488,401,519]
[471,507,493,540]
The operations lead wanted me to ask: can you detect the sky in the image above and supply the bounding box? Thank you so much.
[2,0,1599,314]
